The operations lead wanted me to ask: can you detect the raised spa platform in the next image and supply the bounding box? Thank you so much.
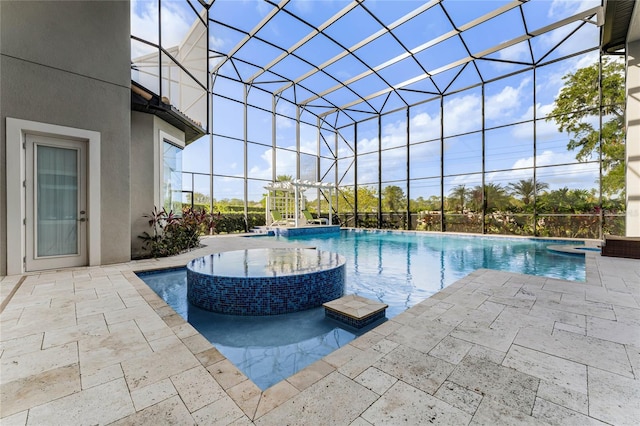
[187,248,345,315]
[323,294,388,329]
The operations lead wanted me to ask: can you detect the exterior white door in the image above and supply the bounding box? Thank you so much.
[25,135,88,271]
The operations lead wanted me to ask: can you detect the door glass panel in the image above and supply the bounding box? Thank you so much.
[37,145,78,256]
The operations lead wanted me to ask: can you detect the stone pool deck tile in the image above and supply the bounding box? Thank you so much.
[532,397,610,426]
[285,359,335,391]
[587,366,640,425]
[502,344,588,394]
[536,379,589,414]
[1,235,640,425]
[254,380,299,419]
[27,377,135,425]
[353,366,398,395]
[361,380,473,425]
[254,372,378,426]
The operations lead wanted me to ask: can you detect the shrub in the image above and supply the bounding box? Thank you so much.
[139,207,221,258]
[214,212,266,233]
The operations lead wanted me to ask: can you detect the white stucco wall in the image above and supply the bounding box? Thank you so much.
[1,1,131,274]
[130,113,185,258]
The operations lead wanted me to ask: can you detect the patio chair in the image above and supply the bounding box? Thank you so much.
[270,210,293,226]
[302,209,327,225]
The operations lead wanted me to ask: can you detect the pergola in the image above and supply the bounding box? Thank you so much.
[264,180,337,227]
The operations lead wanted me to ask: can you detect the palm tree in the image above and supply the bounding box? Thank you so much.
[484,183,508,212]
[449,184,468,213]
[468,186,483,212]
[508,178,549,205]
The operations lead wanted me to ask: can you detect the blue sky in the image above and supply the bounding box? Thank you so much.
[131,0,608,202]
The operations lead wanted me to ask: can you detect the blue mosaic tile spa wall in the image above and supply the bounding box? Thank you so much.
[187,255,346,315]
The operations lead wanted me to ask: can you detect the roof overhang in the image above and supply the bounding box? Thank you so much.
[131,80,206,144]
[602,0,637,54]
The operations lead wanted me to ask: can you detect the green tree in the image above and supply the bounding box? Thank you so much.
[410,195,441,212]
[507,178,549,205]
[357,186,379,212]
[339,185,378,213]
[547,57,625,195]
[537,187,597,214]
[382,185,406,213]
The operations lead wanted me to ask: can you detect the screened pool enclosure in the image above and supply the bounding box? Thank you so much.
[131,0,627,239]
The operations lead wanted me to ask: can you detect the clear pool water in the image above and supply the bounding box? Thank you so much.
[268,230,585,317]
[188,248,344,277]
[139,268,358,390]
[138,230,585,390]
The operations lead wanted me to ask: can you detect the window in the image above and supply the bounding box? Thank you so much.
[162,140,183,213]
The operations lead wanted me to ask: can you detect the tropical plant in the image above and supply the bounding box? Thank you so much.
[449,184,469,213]
[507,179,549,205]
[139,207,221,258]
[483,183,509,212]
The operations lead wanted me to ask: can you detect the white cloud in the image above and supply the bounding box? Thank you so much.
[381,121,406,149]
[497,42,531,63]
[443,94,482,134]
[132,0,192,47]
[484,149,598,190]
[209,34,226,51]
[357,136,380,154]
[485,77,531,122]
[410,110,440,142]
[548,0,600,19]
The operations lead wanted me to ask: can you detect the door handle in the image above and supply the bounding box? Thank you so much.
[78,218,87,222]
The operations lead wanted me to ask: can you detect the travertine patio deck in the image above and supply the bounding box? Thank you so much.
[1,235,638,425]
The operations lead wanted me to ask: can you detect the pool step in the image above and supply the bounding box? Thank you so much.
[323,294,387,329]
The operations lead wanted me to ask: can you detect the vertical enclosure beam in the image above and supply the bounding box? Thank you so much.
[532,66,538,236]
[440,95,445,232]
[243,84,249,231]
[405,107,411,230]
[354,124,359,227]
[377,115,382,228]
[481,83,486,234]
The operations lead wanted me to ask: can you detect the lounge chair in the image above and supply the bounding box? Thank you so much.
[302,209,327,225]
[270,210,293,226]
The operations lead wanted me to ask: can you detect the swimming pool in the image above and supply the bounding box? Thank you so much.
[266,230,585,317]
[138,268,358,390]
[138,230,585,389]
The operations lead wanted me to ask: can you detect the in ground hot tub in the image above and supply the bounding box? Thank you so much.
[187,248,346,315]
